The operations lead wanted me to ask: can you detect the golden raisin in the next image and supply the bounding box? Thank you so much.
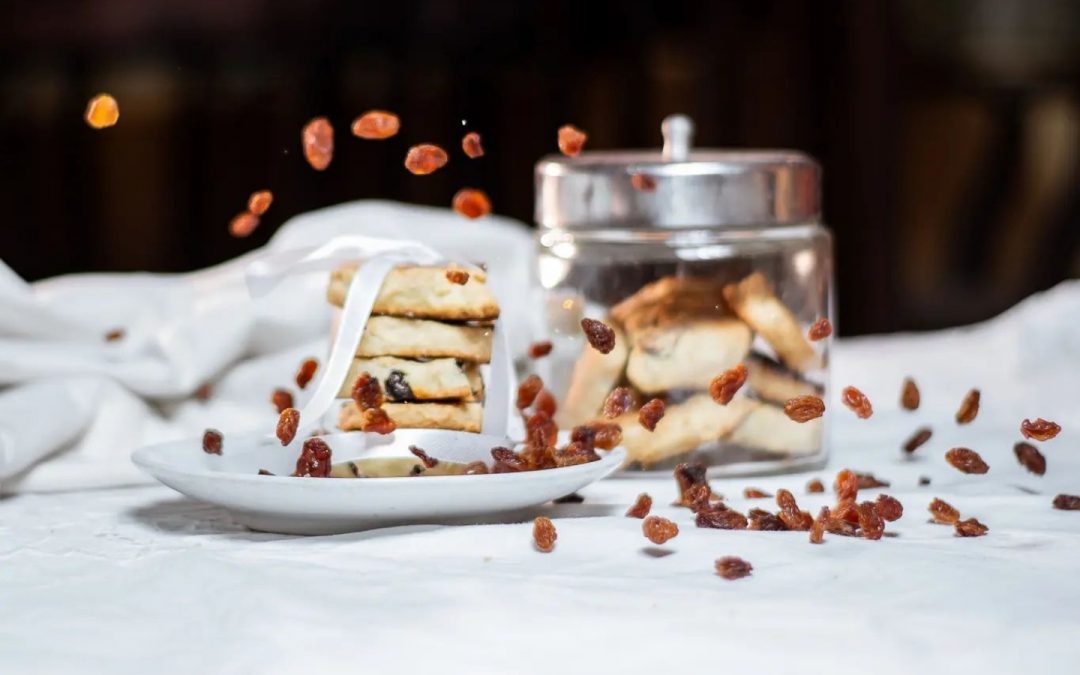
[276,408,300,445]
[516,374,544,409]
[809,506,830,544]
[714,556,753,580]
[404,144,449,175]
[351,110,400,139]
[874,494,904,522]
[104,328,125,342]
[709,364,748,405]
[294,437,332,477]
[602,387,634,418]
[409,445,439,468]
[834,469,859,502]
[589,422,623,450]
[462,131,484,158]
[445,268,470,285]
[806,478,825,494]
[229,212,260,238]
[638,399,666,431]
[1053,494,1080,510]
[247,190,273,215]
[954,517,988,537]
[295,358,319,389]
[955,389,980,424]
[642,516,679,545]
[359,408,396,434]
[533,516,557,552]
[533,389,558,418]
[301,117,334,170]
[1014,442,1046,475]
[807,318,832,341]
[903,427,933,454]
[945,447,989,474]
[900,377,920,410]
[1020,418,1061,442]
[84,94,119,129]
[696,507,748,530]
[626,493,653,518]
[855,472,890,489]
[856,501,885,540]
[630,173,656,192]
[841,386,873,419]
[351,371,383,410]
[580,318,616,354]
[776,489,813,530]
[271,388,294,414]
[202,429,223,455]
[928,498,960,524]
[743,488,771,499]
[451,189,492,219]
[528,341,553,359]
[557,124,587,156]
[784,395,825,423]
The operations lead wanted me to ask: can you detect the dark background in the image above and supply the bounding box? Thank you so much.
[1,0,1078,335]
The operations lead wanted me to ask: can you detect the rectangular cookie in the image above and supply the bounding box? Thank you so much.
[726,403,822,456]
[328,264,500,321]
[338,401,483,433]
[744,353,823,405]
[615,394,759,467]
[337,357,483,402]
[625,319,752,394]
[722,272,821,372]
[556,321,629,428]
[356,316,492,363]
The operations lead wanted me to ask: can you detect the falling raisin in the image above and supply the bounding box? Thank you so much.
[351,110,400,139]
[901,377,920,410]
[276,408,300,445]
[1020,418,1061,442]
[749,511,788,531]
[709,364,748,405]
[903,427,933,454]
[602,387,635,418]
[714,557,753,580]
[248,190,273,215]
[525,411,558,451]
[784,395,825,423]
[806,478,825,494]
[874,494,904,522]
[642,515,679,545]
[554,493,585,504]
[451,189,492,219]
[301,117,333,170]
[743,488,771,499]
[351,372,383,410]
[360,408,396,435]
[946,447,989,474]
[954,518,988,537]
[553,441,598,468]
[638,399,666,431]
[581,318,616,354]
[85,93,120,129]
[855,472,890,489]
[295,358,319,390]
[528,341,553,359]
[696,507,748,530]
[491,447,528,473]
[409,445,439,469]
[807,318,833,341]
[626,493,653,518]
[776,489,813,531]
[918,476,931,486]
[928,498,960,524]
[1053,494,1080,510]
[384,371,415,402]
[404,143,449,175]
[294,437,332,477]
[461,131,484,158]
[809,506,830,544]
[516,374,544,409]
[270,389,293,414]
[533,516,557,552]
[841,386,873,419]
[856,501,885,540]
[202,429,223,455]
[533,389,558,418]
[1013,442,1046,476]
[955,389,980,424]
[194,383,213,401]
[557,124,587,156]
[445,268,470,285]
[229,212,260,238]
[674,462,711,510]
[464,461,489,475]
[630,173,656,192]
[590,423,623,450]
[104,328,125,342]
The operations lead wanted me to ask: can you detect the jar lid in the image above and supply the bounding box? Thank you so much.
[535,114,821,230]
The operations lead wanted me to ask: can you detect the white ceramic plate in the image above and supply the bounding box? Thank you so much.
[132,429,624,535]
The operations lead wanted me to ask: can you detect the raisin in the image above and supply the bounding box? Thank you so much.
[534,389,558,418]
[404,144,449,175]
[350,371,383,410]
[590,423,623,450]
[918,476,931,486]
[257,469,274,476]
[248,190,273,215]
[553,441,599,468]
[834,501,859,525]
[946,447,989,474]
[709,364,748,405]
[533,516,557,552]
[528,340,553,359]
[1053,494,1080,510]
[384,370,415,402]
[85,93,120,128]
[714,557,753,580]
[554,492,585,504]
[229,212,260,238]
[359,408,396,434]
[806,478,825,494]
[525,411,558,451]
[638,399,666,431]
[462,131,484,158]
[580,318,616,354]
[841,386,873,419]
[743,488,771,499]
[491,447,527,473]
[1020,418,1061,442]
[202,429,223,455]
[856,501,885,540]
[807,318,832,341]
[464,461,489,475]
[351,110,400,139]
[516,374,544,409]
[674,462,711,509]
[784,395,825,423]
[809,506,830,544]
[928,498,960,524]
[301,117,334,170]
[630,173,656,192]
[451,189,492,219]
[104,328,125,342]
[854,472,890,489]
[569,425,596,450]
[955,389,980,424]
[776,489,813,530]
[295,358,319,390]
[626,493,653,518]
[271,389,293,413]
[903,427,933,454]
[409,445,438,468]
[1014,442,1046,476]
[602,387,635,418]
[825,518,859,537]
[954,518,988,537]
[557,124,587,156]
[696,507,748,530]
[294,437,332,477]
[901,377,920,410]
[833,469,859,502]
[445,268,470,284]
[749,511,788,531]
[276,408,300,445]
[642,515,679,545]
[874,494,904,522]
[194,383,213,401]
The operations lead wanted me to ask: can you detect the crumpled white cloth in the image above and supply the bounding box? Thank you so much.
[0,200,535,494]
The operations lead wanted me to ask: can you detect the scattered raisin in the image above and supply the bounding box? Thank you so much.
[533,516,557,552]
[301,117,334,170]
[696,507,748,530]
[825,518,859,537]
[630,173,656,192]
[638,399,666,431]
[445,267,470,285]
[525,411,558,451]
[295,358,318,390]
[743,488,771,499]
[516,374,544,409]
[807,318,832,341]
[841,386,873,419]
[1014,442,1046,476]
[901,377,920,410]
[554,493,585,504]
[257,469,274,476]
[806,478,825,494]
[464,461,489,475]
[776,489,813,530]
[674,462,711,510]
[404,143,449,175]
[874,494,904,522]
[834,469,859,502]
[955,389,980,424]
[528,340,553,359]
[202,429,223,455]
[918,476,931,486]
[585,422,623,450]
[928,498,960,524]
[491,447,527,473]
[85,93,119,129]
[294,437,332,477]
[104,328,125,342]
[1020,418,1061,442]
[248,190,273,215]
[194,383,213,401]
[626,493,653,518]
[451,188,492,219]
[749,511,788,531]
[557,124,587,156]
[351,110,400,139]
[903,427,933,454]
[855,472,891,489]
[276,408,300,445]
[709,364,748,405]
[856,501,885,540]
[384,370,415,402]
[954,517,988,537]
[462,131,484,158]
[271,389,293,413]
[553,441,599,468]
[714,557,753,580]
[350,371,383,410]
[1052,494,1080,510]
[409,445,438,468]
[359,408,396,435]
[602,387,635,418]
[809,506,830,544]
[643,515,679,545]
[533,389,558,418]
[784,396,825,423]
[581,318,616,354]
[946,447,989,474]
[229,212,260,238]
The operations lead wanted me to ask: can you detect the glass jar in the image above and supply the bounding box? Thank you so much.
[534,115,832,476]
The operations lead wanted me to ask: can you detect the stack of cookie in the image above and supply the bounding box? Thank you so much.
[328,263,499,433]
